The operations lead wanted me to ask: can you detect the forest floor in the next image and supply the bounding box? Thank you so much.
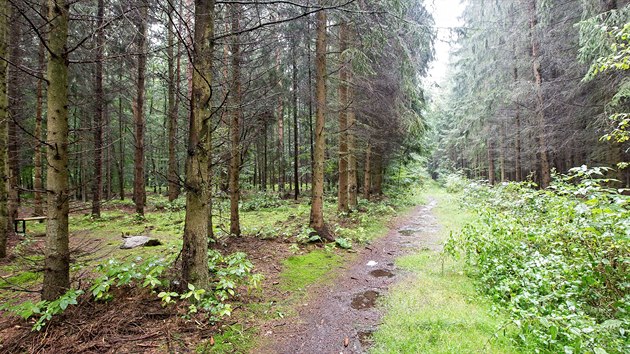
[0,187,516,353]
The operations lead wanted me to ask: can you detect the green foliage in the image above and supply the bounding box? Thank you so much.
[443,172,468,194]
[296,226,321,243]
[334,237,352,249]
[241,192,289,212]
[12,289,84,331]
[446,167,630,353]
[8,250,260,331]
[586,23,630,78]
[90,255,172,301]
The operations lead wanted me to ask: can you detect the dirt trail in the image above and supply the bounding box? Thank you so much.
[257,198,441,354]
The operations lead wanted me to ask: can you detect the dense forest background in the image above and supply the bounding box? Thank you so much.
[430,0,630,187]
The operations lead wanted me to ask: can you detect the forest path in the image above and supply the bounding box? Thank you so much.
[255,197,441,354]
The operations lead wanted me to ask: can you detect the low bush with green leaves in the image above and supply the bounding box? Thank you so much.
[445,166,629,353]
[9,250,262,331]
[442,172,468,193]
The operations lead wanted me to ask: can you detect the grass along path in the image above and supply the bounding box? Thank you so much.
[370,186,519,353]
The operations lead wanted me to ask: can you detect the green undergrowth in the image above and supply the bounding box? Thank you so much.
[446,168,630,354]
[280,250,345,292]
[371,185,519,354]
[197,323,256,353]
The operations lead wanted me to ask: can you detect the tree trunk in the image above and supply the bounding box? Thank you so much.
[7,10,22,227]
[0,0,9,258]
[43,0,70,301]
[181,0,213,289]
[34,4,46,216]
[372,150,383,196]
[363,143,371,200]
[337,21,349,213]
[229,3,241,236]
[91,0,105,218]
[347,106,357,209]
[309,4,332,240]
[293,44,299,200]
[528,0,550,188]
[167,4,180,202]
[118,69,125,200]
[487,138,495,185]
[499,123,506,182]
[276,47,285,194]
[133,1,148,216]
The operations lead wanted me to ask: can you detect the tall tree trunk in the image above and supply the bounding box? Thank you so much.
[105,99,112,199]
[229,3,241,236]
[309,4,332,240]
[527,0,550,188]
[372,150,383,196]
[347,104,357,209]
[167,3,180,202]
[133,1,148,216]
[363,143,371,200]
[34,13,45,217]
[181,0,213,289]
[0,0,9,258]
[276,47,285,193]
[499,123,506,182]
[307,20,314,180]
[292,44,299,200]
[118,69,125,200]
[91,0,105,218]
[43,0,70,301]
[7,11,22,227]
[487,138,495,185]
[337,21,349,213]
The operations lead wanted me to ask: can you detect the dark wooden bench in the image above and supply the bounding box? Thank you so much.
[14,216,47,234]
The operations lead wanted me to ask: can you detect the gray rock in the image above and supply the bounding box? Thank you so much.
[120,236,162,249]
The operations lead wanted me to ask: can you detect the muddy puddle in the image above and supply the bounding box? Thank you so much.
[398,229,419,236]
[351,290,380,310]
[369,269,394,278]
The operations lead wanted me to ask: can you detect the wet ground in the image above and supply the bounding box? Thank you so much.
[256,198,441,354]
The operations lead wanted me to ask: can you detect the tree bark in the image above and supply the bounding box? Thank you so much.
[34,0,46,216]
[487,138,495,185]
[181,0,213,289]
[372,149,383,196]
[292,43,299,200]
[91,0,105,218]
[43,0,70,301]
[337,21,349,213]
[528,0,551,188]
[347,105,357,209]
[7,10,22,228]
[309,4,332,240]
[229,3,241,236]
[0,0,9,258]
[133,0,148,216]
[118,67,125,200]
[363,143,371,200]
[167,3,180,202]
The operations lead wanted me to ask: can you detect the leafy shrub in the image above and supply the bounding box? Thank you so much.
[9,250,261,331]
[12,289,84,331]
[241,192,288,211]
[445,167,629,353]
[443,172,468,193]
